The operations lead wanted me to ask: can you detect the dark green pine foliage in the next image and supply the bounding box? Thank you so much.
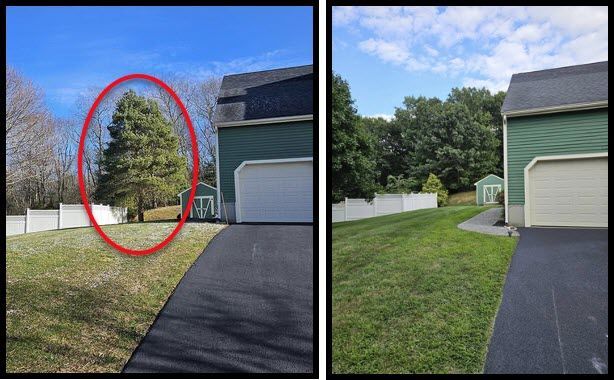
[95,90,187,221]
[331,72,378,203]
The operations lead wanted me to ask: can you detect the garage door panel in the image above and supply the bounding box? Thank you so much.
[529,157,607,227]
[237,160,313,223]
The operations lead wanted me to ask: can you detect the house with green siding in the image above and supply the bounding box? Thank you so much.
[502,61,608,228]
[214,65,313,223]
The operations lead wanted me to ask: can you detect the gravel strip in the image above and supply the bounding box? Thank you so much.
[458,207,519,237]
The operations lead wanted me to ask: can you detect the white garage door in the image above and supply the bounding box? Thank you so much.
[529,156,608,227]
[236,159,312,223]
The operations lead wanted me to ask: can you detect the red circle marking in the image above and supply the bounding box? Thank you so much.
[77,73,199,256]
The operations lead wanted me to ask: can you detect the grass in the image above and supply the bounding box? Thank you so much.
[447,191,476,206]
[6,221,226,373]
[142,205,181,221]
[332,206,517,374]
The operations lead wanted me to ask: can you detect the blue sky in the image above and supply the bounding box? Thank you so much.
[333,6,608,119]
[7,6,313,117]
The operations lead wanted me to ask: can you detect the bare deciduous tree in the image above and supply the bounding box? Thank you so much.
[6,66,53,186]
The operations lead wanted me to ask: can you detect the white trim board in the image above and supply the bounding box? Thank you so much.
[215,125,222,221]
[502,100,607,118]
[503,115,509,223]
[216,114,313,128]
[523,151,608,227]
[234,157,313,223]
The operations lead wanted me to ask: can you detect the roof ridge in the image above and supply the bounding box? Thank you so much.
[222,64,313,78]
[512,61,608,77]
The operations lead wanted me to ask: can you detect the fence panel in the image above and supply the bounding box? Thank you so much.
[5,204,128,236]
[346,198,374,221]
[332,193,438,223]
[375,194,404,216]
[6,216,26,236]
[332,204,346,223]
[28,210,60,233]
[62,204,91,228]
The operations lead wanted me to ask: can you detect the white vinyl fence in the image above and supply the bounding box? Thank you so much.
[6,203,128,236]
[332,193,438,223]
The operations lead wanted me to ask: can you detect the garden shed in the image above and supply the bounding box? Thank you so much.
[178,182,218,220]
[474,174,504,205]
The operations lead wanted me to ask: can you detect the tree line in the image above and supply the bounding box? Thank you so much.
[332,72,505,203]
[6,66,221,217]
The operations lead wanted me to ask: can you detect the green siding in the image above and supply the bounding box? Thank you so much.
[218,121,313,202]
[475,175,504,205]
[180,183,217,218]
[507,109,608,205]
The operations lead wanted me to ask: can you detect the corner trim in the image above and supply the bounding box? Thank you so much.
[523,151,608,227]
[503,115,509,223]
[215,125,222,220]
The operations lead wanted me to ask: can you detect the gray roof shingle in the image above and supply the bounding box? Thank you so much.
[214,64,313,124]
[501,61,608,114]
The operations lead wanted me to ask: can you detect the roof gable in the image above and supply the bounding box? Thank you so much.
[474,174,504,185]
[177,182,217,197]
[501,61,608,114]
[214,65,313,125]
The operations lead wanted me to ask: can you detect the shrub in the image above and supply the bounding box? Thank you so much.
[384,174,420,194]
[496,189,505,205]
[421,173,449,207]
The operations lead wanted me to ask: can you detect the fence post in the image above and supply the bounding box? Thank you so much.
[373,194,378,216]
[344,197,348,222]
[25,208,30,234]
[58,203,63,230]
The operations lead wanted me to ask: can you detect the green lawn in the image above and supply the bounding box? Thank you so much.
[6,222,225,373]
[448,190,476,205]
[333,206,517,374]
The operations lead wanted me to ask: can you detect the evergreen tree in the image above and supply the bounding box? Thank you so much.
[95,90,187,221]
[421,173,449,207]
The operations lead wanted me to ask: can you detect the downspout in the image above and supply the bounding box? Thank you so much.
[502,114,509,224]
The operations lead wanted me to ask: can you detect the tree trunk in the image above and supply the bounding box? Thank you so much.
[138,212,144,222]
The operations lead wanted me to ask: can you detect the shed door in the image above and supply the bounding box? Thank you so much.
[190,196,214,219]
[236,160,312,223]
[484,185,502,204]
[529,157,608,227]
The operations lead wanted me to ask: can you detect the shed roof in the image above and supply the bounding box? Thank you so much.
[501,61,608,114]
[474,174,504,186]
[214,64,313,124]
[177,182,217,197]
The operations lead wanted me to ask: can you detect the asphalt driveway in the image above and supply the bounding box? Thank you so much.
[123,224,313,373]
[485,228,608,374]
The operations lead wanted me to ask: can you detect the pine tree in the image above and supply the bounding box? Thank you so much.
[95,90,187,221]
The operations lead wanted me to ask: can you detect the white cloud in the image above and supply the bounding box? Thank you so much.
[334,6,609,93]
[333,6,358,26]
[359,38,409,64]
[365,113,394,121]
